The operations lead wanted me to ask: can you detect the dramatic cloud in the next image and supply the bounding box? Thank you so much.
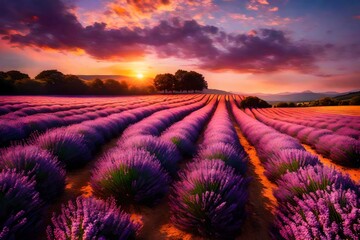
[0,0,331,73]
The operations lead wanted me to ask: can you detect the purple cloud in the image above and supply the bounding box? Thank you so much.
[0,0,327,73]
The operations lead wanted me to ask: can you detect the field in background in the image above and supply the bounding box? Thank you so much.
[0,95,359,240]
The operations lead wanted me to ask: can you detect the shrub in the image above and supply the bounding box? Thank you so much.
[0,170,43,239]
[196,143,248,175]
[47,197,141,240]
[91,149,170,205]
[169,160,248,238]
[0,145,65,201]
[274,165,358,203]
[273,188,359,239]
[264,149,319,182]
[36,129,92,169]
[120,136,181,174]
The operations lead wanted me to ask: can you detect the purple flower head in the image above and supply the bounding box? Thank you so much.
[296,127,314,142]
[258,137,304,162]
[170,160,248,238]
[0,120,26,146]
[330,138,360,167]
[66,124,106,153]
[0,170,43,239]
[36,129,92,169]
[91,149,170,205]
[273,188,359,239]
[275,165,359,203]
[335,127,360,140]
[307,129,333,145]
[162,132,196,157]
[264,149,320,182]
[47,197,141,240]
[120,135,181,174]
[197,143,248,175]
[0,145,65,201]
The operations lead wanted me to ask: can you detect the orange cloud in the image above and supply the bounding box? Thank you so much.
[229,13,254,21]
[257,0,269,5]
[269,7,279,12]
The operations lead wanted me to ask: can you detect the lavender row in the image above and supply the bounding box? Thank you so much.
[251,109,360,167]
[259,108,360,139]
[161,95,218,156]
[90,95,210,206]
[230,99,359,239]
[0,95,172,147]
[0,96,199,238]
[169,97,249,238]
[0,97,139,119]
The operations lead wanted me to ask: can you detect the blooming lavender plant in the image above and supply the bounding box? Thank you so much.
[274,165,358,203]
[0,170,43,239]
[197,142,248,174]
[91,149,170,205]
[120,135,181,174]
[264,149,320,182]
[36,129,92,169]
[47,196,141,240]
[330,137,360,167]
[273,188,359,239]
[0,145,65,201]
[169,160,248,238]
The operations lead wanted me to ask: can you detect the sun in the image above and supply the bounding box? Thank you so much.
[136,73,144,79]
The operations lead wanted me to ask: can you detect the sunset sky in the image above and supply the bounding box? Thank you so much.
[1,0,360,93]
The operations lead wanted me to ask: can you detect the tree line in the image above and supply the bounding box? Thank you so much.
[0,70,155,95]
[153,70,208,93]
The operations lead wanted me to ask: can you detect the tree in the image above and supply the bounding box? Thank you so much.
[350,96,360,105]
[88,79,106,95]
[174,70,208,93]
[276,102,289,108]
[153,73,177,93]
[240,96,272,108]
[6,70,30,80]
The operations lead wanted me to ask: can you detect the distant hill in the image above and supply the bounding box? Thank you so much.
[334,91,360,101]
[235,90,358,102]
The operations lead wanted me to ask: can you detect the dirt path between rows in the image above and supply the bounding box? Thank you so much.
[302,144,360,183]
[231,118,277,240]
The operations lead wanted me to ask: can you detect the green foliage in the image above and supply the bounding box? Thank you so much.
[154,69,208,93]
[240,96,271,108]
[349,96,360,105]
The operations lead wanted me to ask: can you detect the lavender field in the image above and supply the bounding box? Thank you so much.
[0,95,359,240]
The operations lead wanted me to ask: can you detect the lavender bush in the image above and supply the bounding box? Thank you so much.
[274,165,358,203]
[36,129,92,169]
[273,188,359,239]
[197,143,248,174]
[91,149,170,205]
[47,197,141,240]
[0,170,43,239]
[120,135,181,174]
[169,160,248,238]
[264,149,319,182]
[0,145,65,201]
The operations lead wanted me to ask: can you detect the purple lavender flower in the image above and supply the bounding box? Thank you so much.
[273,188,359,239]
[120,135,181,174]
[169,160,248,238]
[274,165,358,203]
[0,145,65,201]
[66,124,106,153]
[197,143,248,175]
[47,196,141,240]
[36,129,92,169]
[91,149,170,205]
[0,170,43,239]
[330,138,360,167]
[264,149,320,182]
